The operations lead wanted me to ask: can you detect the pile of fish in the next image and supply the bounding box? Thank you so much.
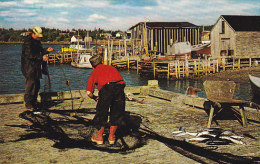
[172,127,246,145]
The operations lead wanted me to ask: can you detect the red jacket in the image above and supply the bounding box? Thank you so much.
[86,64,126,92]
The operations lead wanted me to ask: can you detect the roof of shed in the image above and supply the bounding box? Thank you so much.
[222,15,260,31]
[129,22,198,30]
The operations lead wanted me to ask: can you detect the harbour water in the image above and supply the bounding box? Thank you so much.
[0,44,254,101]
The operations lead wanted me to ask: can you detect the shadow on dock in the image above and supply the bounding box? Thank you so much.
[4,107,259,163]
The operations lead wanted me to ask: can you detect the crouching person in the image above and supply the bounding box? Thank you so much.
[86,55,126,145]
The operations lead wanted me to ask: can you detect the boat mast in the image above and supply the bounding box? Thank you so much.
[77,31,79,63]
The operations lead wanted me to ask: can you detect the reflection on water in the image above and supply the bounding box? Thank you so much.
[0,44,255,102]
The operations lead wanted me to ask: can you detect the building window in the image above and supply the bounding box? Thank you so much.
[221,21,225,34]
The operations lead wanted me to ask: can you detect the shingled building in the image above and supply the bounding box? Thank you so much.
[129,22,200,55]
[210,15,260,58]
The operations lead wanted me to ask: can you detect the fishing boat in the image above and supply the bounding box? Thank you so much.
[71,53,92,68]
[62,43,89,52]
[249,74,260,97]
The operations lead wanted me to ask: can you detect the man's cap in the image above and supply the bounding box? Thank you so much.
[32,26,43,37]
[89,55,103,68]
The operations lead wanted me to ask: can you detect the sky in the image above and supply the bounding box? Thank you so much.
[1,0,259,31]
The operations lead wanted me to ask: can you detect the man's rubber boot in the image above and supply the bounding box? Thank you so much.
[91,127,104,145]
[108,126,118,144]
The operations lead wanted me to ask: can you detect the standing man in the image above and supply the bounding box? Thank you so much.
[86,55,126,145]
[21,26,53,113]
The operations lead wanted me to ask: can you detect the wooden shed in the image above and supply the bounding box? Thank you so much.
[129,22,200,55]
[210,15,260,58]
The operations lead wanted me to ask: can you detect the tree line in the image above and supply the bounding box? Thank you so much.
[0,27,124,43]
[0,25,213,43]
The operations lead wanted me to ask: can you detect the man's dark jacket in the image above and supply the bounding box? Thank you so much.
[21,35,48,79]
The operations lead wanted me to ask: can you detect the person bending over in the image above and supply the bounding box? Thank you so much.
[86,55,126,145]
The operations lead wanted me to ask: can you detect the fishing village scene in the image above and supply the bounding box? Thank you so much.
[1,0,260,163]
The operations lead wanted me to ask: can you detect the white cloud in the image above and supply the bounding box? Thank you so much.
[1,0,259,30]
[45,3,72,8]
[0,11,11,17]
[57,18,70,23]
[87,14,106,21]
[83,1,110,8]
[61,12,69,15]
[23,0,41,5]
[0,1,17,8]
[1,9,37,17]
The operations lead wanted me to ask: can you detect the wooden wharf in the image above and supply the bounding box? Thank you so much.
[137,56,260,79]
[47,52,74,64]
[46,44,259,81]
[111,59,137,69]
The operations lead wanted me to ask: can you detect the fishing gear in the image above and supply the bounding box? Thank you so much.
[43,61,51,92]
[53,56,87,112]
[54,56,74,110]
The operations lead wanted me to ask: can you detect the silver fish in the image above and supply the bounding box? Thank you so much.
[220,136,246,145]
[229,135,244,139]
[172,130,184,134]
[184,137,209,142]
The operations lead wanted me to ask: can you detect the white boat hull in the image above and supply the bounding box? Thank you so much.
[71,62,92,68]
[249,74,260,97]
[71,53,92,69]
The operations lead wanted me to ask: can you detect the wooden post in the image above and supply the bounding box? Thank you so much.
[167,63,170,80]
[216,58,219,72]
[233,57,235,70]
[207,104,215,128]
[124,39,127,57]
[137,60,139,74]
[174,61,178,79]
[185,54,189,77]
[104,48,108,65]
[177,60,180,79]
[238,57,240,69]
[110,39,113,66]
[108,39,110,65]
[194,60,197,76]
[213,59,216,73]
[61,54,63,64]
[223,56,226,71]
[153,62,156,79]
[249,57,252,67]
[127,58,130,70]
[119,40,121,57]
[182,61,185,78]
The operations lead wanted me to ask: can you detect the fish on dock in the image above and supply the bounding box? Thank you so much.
[173,127,246,145]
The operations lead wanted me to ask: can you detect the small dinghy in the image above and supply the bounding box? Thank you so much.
[249,74,260,97]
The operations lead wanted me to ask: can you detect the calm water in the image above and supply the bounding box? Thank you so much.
[0,44,254,101]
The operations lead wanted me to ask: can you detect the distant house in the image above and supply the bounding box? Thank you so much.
[116,31,127,39]
[71,35,83,43]
[116,33,121,38]
[129,22,200,55]
[201,31,210,44]
[99,33,112,39]
[210,15,260,58]
[20,32,31,36]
